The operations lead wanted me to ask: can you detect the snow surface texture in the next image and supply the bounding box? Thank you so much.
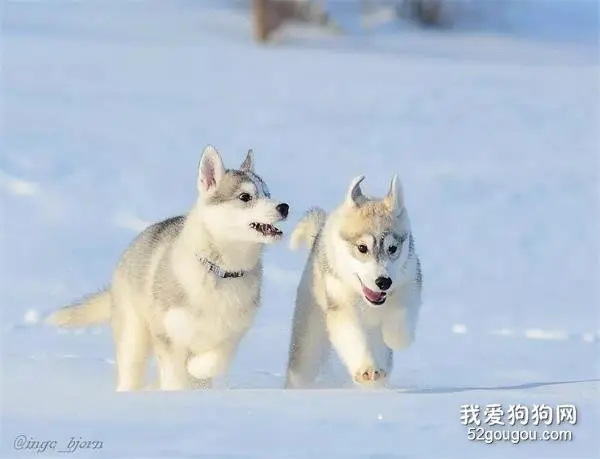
[2,0,599,457]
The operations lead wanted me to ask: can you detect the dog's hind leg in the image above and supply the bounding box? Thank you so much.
[112,300,150,392]
[285,299,329,389]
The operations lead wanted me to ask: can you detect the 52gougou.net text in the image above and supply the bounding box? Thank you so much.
[13,435,103,453]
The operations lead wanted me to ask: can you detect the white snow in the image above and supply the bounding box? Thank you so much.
[451,323,468,334]
[2,0,598,458]
[22,309,40,325]
[112,212,153,233]
[581,333,596,344]
[491,327,515,337]
[523,328,570,341]
[0,172,40,197]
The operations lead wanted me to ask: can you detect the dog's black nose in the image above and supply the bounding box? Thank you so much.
[375,276,392,291]
[276,203,289,219]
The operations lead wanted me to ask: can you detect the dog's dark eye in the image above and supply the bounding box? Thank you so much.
[389,246,397,255]
[357,244,368,254]
[239,193,252,202]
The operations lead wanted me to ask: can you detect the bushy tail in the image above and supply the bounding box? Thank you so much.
[290,207,327,251]
[45,291,111,327]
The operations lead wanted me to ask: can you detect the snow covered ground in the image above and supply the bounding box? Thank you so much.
[2,1,599,457]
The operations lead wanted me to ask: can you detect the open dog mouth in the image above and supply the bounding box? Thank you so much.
[357,276,387,306]
[250,222,282,238]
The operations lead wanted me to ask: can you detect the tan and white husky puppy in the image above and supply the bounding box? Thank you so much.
[285,174,422,388]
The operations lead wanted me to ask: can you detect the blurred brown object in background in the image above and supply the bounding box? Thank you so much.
[361,0,452,29]
[401,0,447,27]
[252,0,338,43]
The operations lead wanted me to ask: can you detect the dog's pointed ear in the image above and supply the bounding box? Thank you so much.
[240,149,254,172]
[345,175,366,207]
[384,174,404,215]
[198,145,225,194]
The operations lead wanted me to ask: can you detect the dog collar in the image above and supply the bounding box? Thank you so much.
[198,257,245,279]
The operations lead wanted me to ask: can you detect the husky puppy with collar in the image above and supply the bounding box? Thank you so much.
[47,145,289,391]
[285,174,422,388]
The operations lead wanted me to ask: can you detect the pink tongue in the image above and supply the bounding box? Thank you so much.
[362,286,384,302]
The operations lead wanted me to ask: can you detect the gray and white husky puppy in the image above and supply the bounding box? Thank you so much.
[47,145,290,391]
[285,174,422,388]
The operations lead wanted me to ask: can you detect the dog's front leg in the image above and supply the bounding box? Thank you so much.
[381,294,421,350]
[153,339,197,391]
[326,309,388,387]
[186,338,240,383]
[368,327,394,380]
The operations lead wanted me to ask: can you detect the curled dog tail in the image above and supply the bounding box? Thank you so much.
[290,207,327,251]
[45,290,111,327]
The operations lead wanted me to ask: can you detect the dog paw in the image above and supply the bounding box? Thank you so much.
[354,367,388,385]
